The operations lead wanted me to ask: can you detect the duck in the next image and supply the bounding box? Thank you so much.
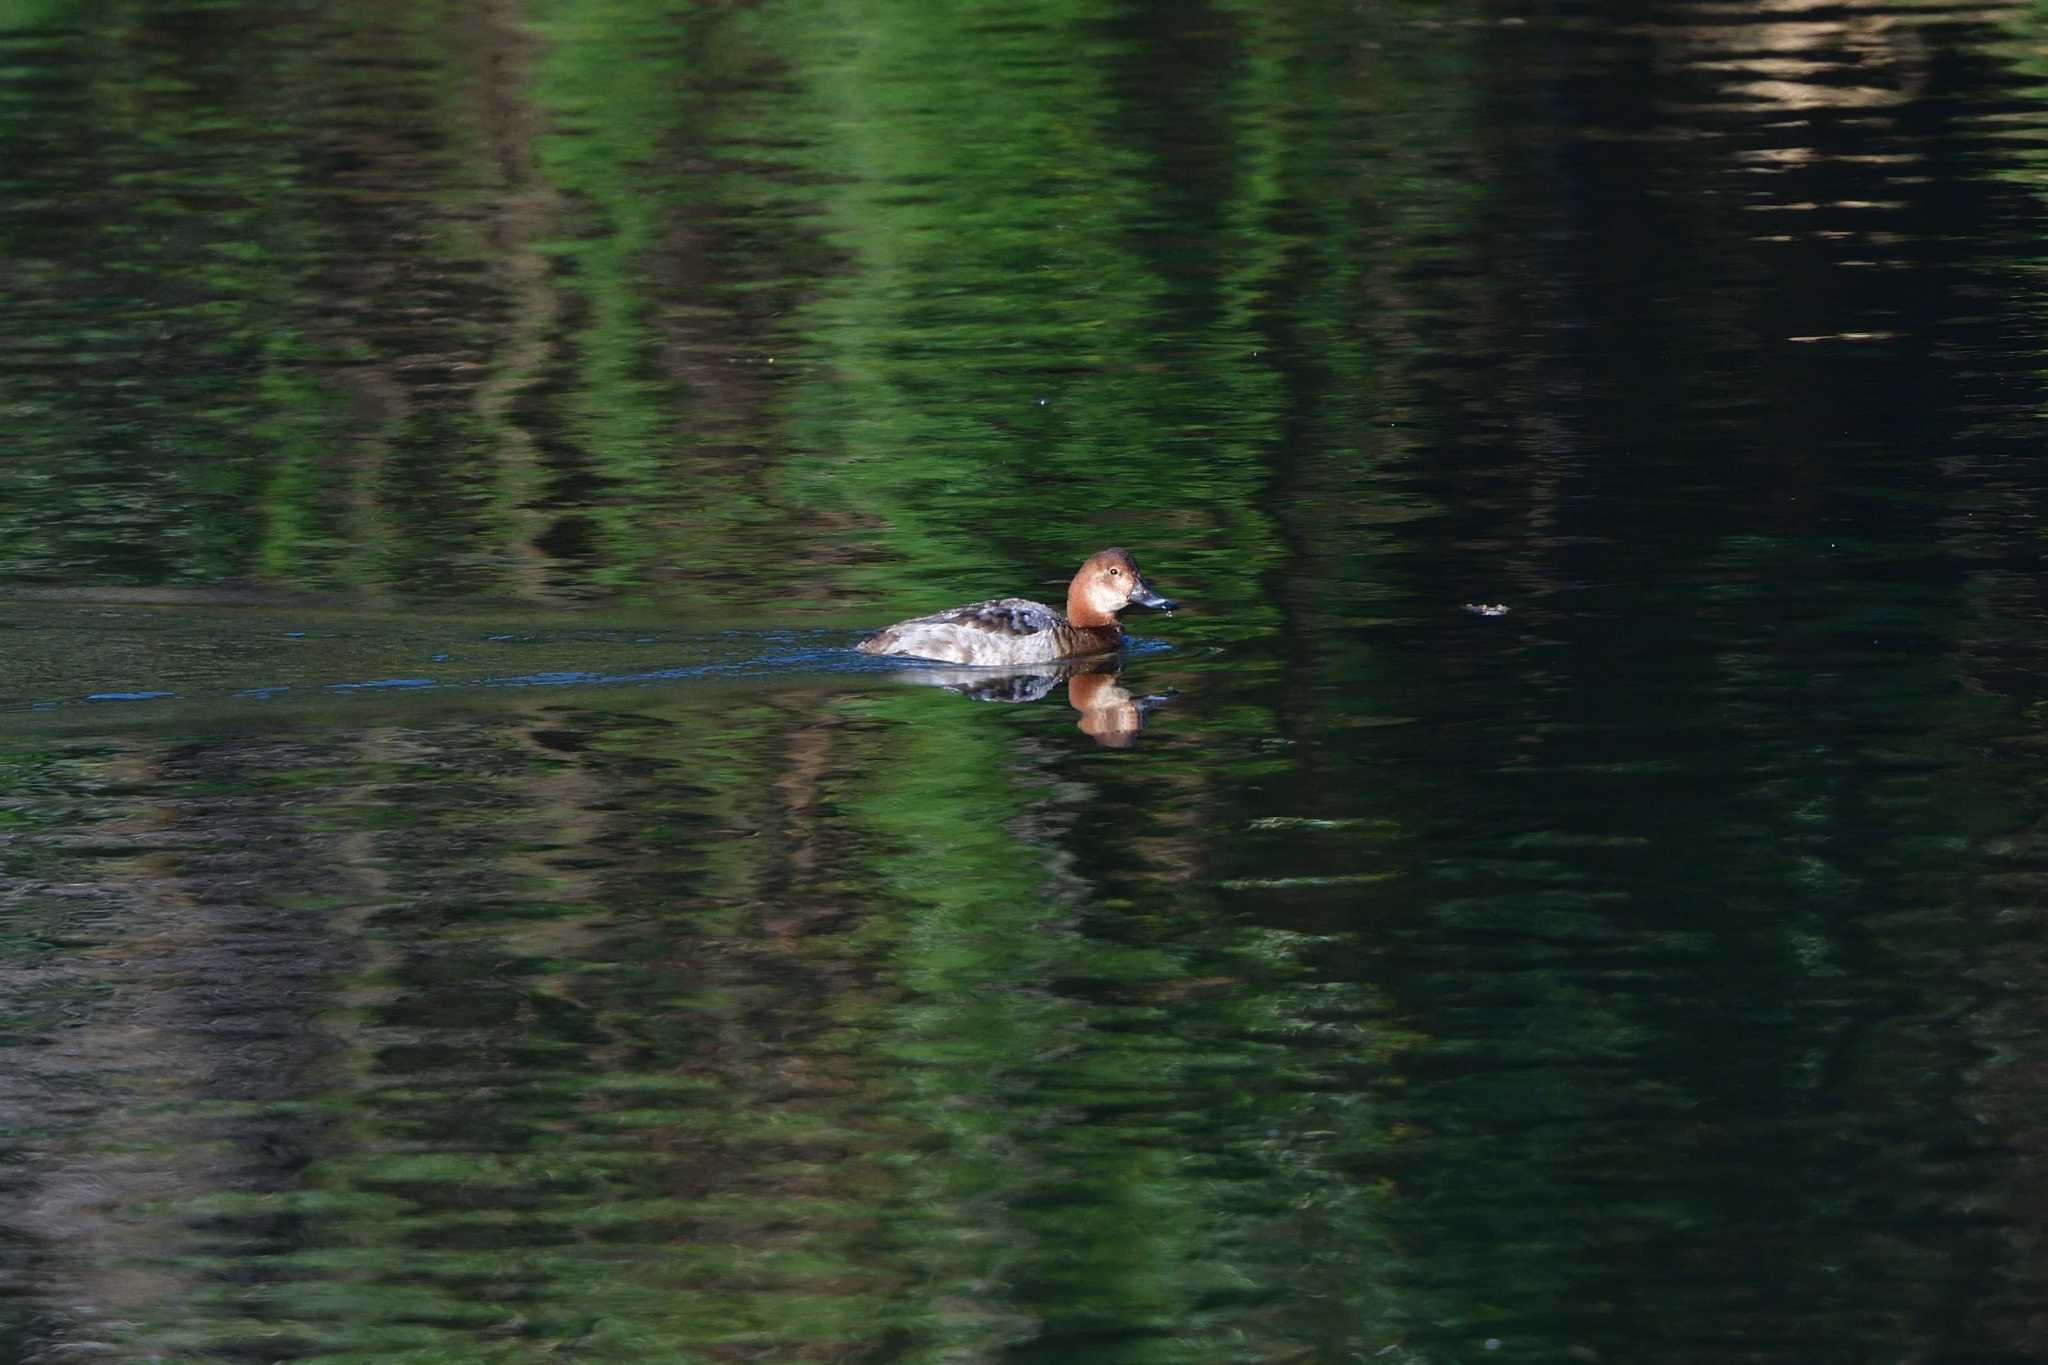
[856,548,1177,666]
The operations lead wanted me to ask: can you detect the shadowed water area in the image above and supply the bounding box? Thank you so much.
[6,0,2048,1360]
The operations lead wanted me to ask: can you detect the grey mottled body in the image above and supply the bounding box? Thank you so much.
[856,597,1119,666]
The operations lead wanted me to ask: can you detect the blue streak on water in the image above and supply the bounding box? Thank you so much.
[15,631,1177,712]
[324,678,438,692]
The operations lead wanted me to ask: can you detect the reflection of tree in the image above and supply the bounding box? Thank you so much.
[0,734,379,1356]
[0,655,1417,1362]
[1946,9,2048,1357]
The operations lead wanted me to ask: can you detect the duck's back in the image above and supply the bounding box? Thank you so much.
[858,597,1080,666]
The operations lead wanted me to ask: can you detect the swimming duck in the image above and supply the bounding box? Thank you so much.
[856,548,1177,666]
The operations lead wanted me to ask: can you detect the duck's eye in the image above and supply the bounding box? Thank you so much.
[1108,567,1121,578]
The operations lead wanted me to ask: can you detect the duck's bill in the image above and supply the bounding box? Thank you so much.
[1129,578,1177,610]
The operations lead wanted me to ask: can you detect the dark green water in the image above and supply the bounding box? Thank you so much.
[7,1,2048,1360]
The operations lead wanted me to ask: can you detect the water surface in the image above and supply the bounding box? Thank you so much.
[7,1,2048,1361]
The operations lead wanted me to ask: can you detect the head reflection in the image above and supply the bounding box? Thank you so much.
[889,660,1173,747]
[1066,670,1148,748]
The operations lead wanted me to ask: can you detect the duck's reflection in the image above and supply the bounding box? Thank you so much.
[891,661,1174,747]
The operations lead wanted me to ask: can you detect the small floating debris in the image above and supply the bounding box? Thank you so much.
[1219,872,1392,890]
[1248,816,1380,831]
[1787,330,1900,344]
[1462,602,1510,617]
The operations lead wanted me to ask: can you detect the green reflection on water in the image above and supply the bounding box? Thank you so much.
[0,663,1423,1362]
[0,0,1471,626]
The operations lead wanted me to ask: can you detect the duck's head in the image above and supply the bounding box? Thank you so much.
[1067,548,1176,627]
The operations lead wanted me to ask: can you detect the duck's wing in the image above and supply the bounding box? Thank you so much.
[916,597,1063,636]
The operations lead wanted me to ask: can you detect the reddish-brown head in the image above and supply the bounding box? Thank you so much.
[1064,548,1177,628]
